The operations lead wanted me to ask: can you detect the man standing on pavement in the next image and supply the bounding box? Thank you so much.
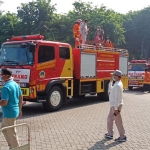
[105,70,126,142]
[0,68,23,149]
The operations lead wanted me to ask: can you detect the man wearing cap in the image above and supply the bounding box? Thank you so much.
[0,68,23,149]
[80,19,90,44]
[73,19,82,48]
[105,70,126,142]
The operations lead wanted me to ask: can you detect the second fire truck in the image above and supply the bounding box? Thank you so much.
[128,59,150,90]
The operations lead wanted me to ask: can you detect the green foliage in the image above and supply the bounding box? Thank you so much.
[49,1,126,46]
[17,0,56,35]
[122,7,150,60]
[0,12,18,43]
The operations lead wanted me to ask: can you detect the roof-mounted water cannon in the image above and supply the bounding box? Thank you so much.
[9,34,44,41]
[43,25,55,41]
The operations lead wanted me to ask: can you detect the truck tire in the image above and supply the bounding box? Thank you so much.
[102,81,109,101]
[43,86,63,112]
[128,86,133,90]
[97,93,103,99]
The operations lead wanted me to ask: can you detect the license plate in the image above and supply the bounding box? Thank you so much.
[21,88,29,96]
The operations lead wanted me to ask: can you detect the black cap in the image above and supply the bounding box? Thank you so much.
[1,68,12,76]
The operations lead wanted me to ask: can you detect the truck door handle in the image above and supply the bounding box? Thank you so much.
[68,68,71,70]
[52,68,56,70]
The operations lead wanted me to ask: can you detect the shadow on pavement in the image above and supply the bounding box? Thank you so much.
[0,87,146,120]
[88,138,122,150]
[124,87,148,95]
[62,96,106,111]
[0,95,107,120]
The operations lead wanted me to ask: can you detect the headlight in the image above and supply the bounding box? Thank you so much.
[30,88,34,94]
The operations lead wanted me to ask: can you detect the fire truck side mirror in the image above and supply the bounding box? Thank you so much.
[29,43,36,53]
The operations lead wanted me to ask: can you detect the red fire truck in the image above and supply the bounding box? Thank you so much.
[128,60,150,90]
[0,34,129,111]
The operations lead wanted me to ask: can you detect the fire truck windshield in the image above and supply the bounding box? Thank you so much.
[128,64,146,71]
[0,43,35,66]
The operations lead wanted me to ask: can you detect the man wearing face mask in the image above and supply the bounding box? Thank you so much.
[94,26,104,43]
[80,19,91,44]
[105,70,126,142]
[108,72,115,95]
[0,68,23,149]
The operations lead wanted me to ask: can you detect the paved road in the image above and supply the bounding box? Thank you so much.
[0,88,150,150]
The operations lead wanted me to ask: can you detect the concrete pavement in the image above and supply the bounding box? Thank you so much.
[0,88,150,150]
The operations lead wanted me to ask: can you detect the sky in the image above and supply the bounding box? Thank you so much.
[1,0,150,14]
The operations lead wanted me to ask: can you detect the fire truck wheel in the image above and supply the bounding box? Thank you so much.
[44,86,63,111]
[128,86,133,90]
[102,81,109,101]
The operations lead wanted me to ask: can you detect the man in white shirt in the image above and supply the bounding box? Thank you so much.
[105,70,126,142]
[80,19,89,44]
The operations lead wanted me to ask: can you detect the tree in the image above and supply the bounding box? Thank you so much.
[66,1,125,46]
[122,7,150,60]
[17,0,56,35]
[0,12,18,44]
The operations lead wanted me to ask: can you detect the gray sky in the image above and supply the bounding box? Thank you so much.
[1,0,150,14]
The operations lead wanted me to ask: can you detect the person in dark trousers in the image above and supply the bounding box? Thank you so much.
[0,68,23,149]
[142,68,150,93]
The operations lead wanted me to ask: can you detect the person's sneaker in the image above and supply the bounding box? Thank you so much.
[115,136,127,142]
[104,133,113,139]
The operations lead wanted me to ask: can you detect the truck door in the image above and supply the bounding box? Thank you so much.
[119,56,128,89]
[36,44,56,91]
[119,56,128,75]
[57,46,73,78]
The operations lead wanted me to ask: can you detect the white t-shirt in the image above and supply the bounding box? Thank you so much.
[108,80,123,110]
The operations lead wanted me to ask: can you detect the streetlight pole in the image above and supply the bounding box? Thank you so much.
[44,25,55,41]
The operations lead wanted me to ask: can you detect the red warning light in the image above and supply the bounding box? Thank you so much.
[131,60,147,63]
[10,34,44,41]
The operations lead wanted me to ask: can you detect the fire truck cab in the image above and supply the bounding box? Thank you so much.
[0,34,129,111]
[128,59,150,90]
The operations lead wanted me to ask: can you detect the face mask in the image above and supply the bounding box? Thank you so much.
[112,76,115,81]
